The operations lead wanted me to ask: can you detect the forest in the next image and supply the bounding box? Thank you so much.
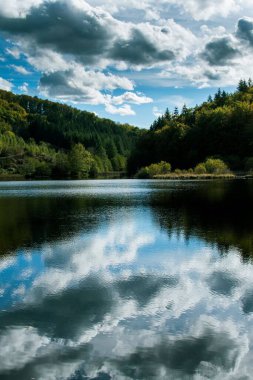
[128,79,253,176]
[0,80,253,179]
[0,89,140,178]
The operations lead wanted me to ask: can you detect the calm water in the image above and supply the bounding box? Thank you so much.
[0,179,253,380]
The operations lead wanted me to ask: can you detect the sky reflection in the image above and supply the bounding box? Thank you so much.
[0,180,253,379]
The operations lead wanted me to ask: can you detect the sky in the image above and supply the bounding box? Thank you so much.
[0,1,253,128]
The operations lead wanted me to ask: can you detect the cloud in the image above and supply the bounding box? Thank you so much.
[39,65,134,105]
[161,95,193,109]
[207,270,240,296]
[0,0,253,114]
[152,106,163,118]
[237,17,253,46]
[111,28,175,66]
[39,65,151,113]
[109,92,153,105]
[0,0,114,65]
[18,82,29,93]
[88,0,241,22]
[176,0,240,21]
[0,76,12,91]
[11,64,31,75]
[105,103,136,116]
[0,0,191,69]
[0,327,50,372]
[202,37,240,66]
[5,47,21,59]
[0,0,44,18]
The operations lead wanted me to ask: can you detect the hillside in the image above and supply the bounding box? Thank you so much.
[0,90,140,178]
[128,80,253,175]
[1,80,253,180]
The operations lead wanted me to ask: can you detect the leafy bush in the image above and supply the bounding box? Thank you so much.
[194,158,229,174]
[136,161,171,178]
[204,158,230,174]
[194,163,207,174]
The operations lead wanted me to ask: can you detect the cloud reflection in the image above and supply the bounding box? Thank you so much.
[0,188,253,379]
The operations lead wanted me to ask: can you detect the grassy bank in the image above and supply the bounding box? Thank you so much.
[154,173,236,180]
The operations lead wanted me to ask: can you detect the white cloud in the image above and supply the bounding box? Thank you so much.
[152,106,163,118]
[38,63,153,112]
[105,103,136,116]
[109,92,153,105]
[88,0,243,21]
[11,65,31,75]
[0,77,12,91]
[5,47,21,59]
[0,0,44,18]
[162,95,193,109]
[12,284,26,297]
[39,64,134,105]
[18,82,29,93]
[0,0,253,113]
[175,0,240,21]
[0,327,50,372]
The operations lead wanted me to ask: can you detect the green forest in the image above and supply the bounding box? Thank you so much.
[0,79,253,179]
[129,79,253,176]
[0,89,140,178]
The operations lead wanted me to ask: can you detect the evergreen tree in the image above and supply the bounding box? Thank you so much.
[173,107,179,117]
[237,79,248,93]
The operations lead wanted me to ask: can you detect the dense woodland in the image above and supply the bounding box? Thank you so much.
[128,79,253,175]
[0,80,253,179]
[0,89,140,178]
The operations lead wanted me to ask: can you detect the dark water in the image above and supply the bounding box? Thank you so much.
[0,179,253,380]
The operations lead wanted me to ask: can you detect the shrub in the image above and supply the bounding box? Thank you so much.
[204,158,229,174]
[136,166,150,179]
[136,161,171,178]
[195,158,229,174]
[194,163,207,174]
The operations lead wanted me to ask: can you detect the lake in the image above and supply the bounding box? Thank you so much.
[0,179,253,379]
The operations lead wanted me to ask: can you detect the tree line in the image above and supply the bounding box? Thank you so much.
[1,79,253,179]
[0,90,140,178]
[128,79,253,175]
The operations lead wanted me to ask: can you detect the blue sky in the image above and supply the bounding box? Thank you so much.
[0,0,253,128]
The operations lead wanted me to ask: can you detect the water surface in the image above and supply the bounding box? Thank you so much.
[0,179,253,379]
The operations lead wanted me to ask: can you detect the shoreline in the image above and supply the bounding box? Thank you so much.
[153,173,237,180]
[0,173,252,181]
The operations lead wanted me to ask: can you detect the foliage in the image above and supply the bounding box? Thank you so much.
[136,161,171,178]
[128,79,253,175]
[203,158,230,174]
[194,158,230,175]
[68,143,94,178]
[0,89,140,178]
[194,163,207,174]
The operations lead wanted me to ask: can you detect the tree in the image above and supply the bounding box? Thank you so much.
[173,107,179,117]
[237,79,248,93]
[182,104,188,115]
[165,108,171,121]
[68,143,94,178]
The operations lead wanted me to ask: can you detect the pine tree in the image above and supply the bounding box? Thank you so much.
[182,104,188,115]
[237,79,248,92]
[173,107,179,117]
[165,107,171,121]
